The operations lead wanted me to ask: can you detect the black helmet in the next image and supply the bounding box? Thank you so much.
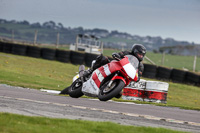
[131,44,146,61]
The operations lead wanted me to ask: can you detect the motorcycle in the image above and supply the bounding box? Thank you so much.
[67,55,139,101]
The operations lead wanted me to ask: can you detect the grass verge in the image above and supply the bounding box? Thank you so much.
[0,113,187,133]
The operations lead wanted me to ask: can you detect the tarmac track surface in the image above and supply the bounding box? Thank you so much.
[0,84,200,133]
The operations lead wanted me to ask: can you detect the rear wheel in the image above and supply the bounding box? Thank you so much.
[68,78,84,98]
[60,86,70,95]
[98,79,125,101]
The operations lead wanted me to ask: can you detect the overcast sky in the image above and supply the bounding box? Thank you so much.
[0,0,200,43]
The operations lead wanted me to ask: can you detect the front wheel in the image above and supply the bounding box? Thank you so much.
[98,79,125,101]
[68,78,84,98]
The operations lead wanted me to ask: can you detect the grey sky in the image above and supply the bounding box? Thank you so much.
[0,0,200,43]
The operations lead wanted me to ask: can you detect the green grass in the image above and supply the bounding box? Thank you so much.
[100,37,140,44]
[0,53,78,90]
[145,52,200,72]
[167,83,200,110]
[0,113,187,133]
[0,52,200,110]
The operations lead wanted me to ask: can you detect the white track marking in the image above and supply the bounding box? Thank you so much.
[1,95,200,127]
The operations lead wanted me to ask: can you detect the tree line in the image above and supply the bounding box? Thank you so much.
[0,18,199,55]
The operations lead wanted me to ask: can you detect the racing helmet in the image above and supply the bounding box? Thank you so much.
[131,44,146,61]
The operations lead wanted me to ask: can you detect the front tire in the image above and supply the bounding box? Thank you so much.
[98,79,125,101]
[68,78,84,98]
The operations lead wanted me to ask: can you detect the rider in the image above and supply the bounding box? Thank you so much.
[83,44,146,82]
[112,44,146,82]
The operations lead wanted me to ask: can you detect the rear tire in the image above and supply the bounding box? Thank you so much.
[60,86,70,95]
[68,78,84,98]
[98,79,125,101]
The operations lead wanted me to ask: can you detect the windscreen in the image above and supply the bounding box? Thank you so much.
[125,55,139,69]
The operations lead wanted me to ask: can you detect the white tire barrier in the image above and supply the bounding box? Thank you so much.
[122,80,169,103]
[144,81,169,103]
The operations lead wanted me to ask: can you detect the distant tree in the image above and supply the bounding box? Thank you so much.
[57,22,64,29]
[92,28,109,33]
[20,20,30,25]
[31,22,41,28]
[8,20,17,24]
[42,21,56,29]
[110,30,119,35]
[49,21,56,27]
[0,19,7,24]
[73,27,84,32]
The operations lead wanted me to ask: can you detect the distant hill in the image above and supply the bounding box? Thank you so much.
[0,19,199,55]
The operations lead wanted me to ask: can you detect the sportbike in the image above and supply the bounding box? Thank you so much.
[67,55,139,101]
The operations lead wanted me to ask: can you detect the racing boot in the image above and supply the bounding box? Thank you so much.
[83,54,103,77]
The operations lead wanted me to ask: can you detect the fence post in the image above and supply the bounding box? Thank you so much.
[56,32,60,48]
[75,35,79,51]
[34,30,38,45]
[162,52,165,66]
[101,42,104,54]
[144,56,156,65]
[12,30,15,42]
[193,55,197,72]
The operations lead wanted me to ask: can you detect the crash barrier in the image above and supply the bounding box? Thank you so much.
[0,41,199,86]
[56,49,70,63]
[156,66,172,80]
[27,46,41,58]
[12,44,27,56]
[2,42,13,53]
[85,53,99,67]
[70,51,85,65]
[41,48,56,60]
[142,63,200,86]
[143,64,157,78]
[122,80,169,103]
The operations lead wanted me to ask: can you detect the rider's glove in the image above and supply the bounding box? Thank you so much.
[112,53,121,60]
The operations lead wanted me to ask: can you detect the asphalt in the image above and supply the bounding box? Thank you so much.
[0,84,200,132]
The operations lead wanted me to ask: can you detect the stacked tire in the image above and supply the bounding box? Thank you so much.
[56,49,70,63]
[27,46,42,58]
[171,69,186,83]
[70,51,85,65]
[0,42,4,52]
[12,44,27,56]
[185,72,200,86]
[156,66,172,81]
[3,42,13,53]
[41,48,56,60]
[85,53,98,67]
[142,64,157,78]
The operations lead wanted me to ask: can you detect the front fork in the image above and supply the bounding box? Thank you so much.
[107,73,118,87]
[107,72,127,87]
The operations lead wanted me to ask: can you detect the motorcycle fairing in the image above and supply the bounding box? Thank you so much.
[82,72,100,96]
[120,56,139,81]
[123,63,138,81]
[82,55,138,96]
[82,63,120,96]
